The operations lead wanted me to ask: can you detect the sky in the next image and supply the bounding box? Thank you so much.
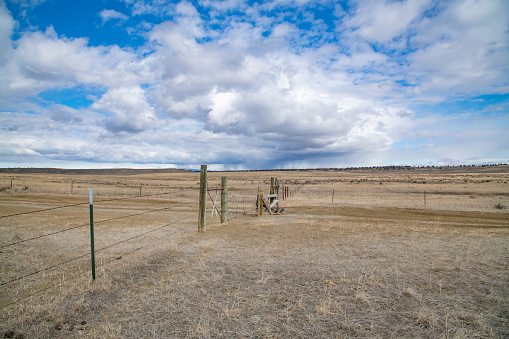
[0,0,508,170]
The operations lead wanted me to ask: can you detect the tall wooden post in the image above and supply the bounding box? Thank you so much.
[258,188,263,217]
[221,176,228,223]
[198,165,207,232]
[270,177,275,206]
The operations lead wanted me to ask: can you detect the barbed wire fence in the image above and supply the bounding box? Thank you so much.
[0,173,305,310]
[0,182,203,310]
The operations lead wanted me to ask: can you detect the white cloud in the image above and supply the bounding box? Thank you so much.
[208,91,244,127]
[0,108,102,160]
[6,0,46,7]
[343,0,431,42]
[407,0,509,97]
[0,25,152,103]
[91,86,159,133]
[198,0,246,13]
[337,0,509,101]
[120,0,174,16]
[0,1,14,66]
[99,9,129,25]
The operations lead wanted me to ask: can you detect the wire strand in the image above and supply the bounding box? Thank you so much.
[0,213,196,287]
[1,201,193,248]
[94,213,196,254]
[0,214,196,309]
[0,189,181,219]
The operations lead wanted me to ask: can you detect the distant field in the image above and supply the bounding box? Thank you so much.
[1,166,508,338]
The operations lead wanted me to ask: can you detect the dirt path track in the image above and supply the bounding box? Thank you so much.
[292,205,509,229]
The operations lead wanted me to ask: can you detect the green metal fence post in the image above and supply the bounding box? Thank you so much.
[89,188,96,280]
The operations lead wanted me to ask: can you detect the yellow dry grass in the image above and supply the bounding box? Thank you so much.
[0,166,508,338]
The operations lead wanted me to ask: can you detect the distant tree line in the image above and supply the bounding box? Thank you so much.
[220,163,508,172]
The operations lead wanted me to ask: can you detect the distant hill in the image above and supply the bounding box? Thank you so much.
[0,168,192,175]
[0,164,507,175]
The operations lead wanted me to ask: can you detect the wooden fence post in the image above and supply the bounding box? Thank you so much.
[258,188,264,217]
[221,176,228,223]
[270,177,275,206]
[198,165,207,232]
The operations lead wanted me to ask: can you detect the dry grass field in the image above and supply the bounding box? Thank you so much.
[1,166,508,338]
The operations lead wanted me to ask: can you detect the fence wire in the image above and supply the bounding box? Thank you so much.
[1,208,194,286]
[0,189,180,219]
[0,180,281,310]
[0,213,196,310]
[1,197,192,248]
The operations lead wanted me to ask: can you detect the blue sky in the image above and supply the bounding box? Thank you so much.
[0,0,508,170]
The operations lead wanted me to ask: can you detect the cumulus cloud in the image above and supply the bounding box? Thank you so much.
[91,86,159,133]
[140,9,415,161]
[0,26,151,104]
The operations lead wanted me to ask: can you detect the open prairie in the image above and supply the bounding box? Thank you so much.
[1,166,508,338]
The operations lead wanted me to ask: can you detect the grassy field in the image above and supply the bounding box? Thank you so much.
[1,166,508,338]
